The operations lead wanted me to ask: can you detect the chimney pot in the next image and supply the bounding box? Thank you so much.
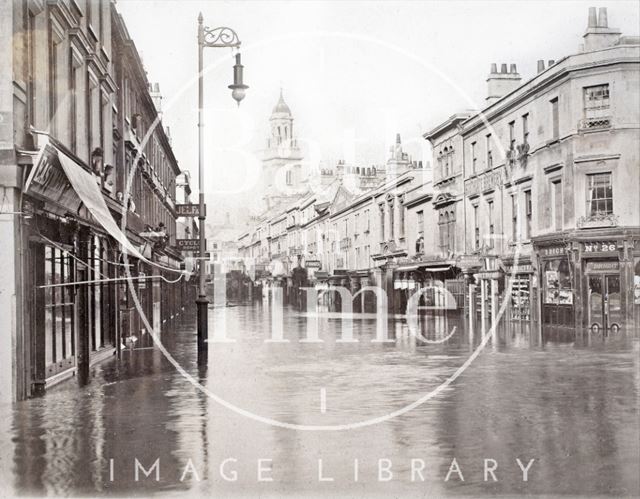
[597,7,608,27]
[490,63,497,73]
[510,63,517,74]
[548,59,555,66]
[588,7,597,28]
[501,63,508,73]
[537,59,546,73]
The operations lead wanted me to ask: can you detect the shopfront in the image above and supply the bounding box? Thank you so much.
[537,244,575,328]
[578,238,633,333]
[584,260,622,332]
[502,260,535,322]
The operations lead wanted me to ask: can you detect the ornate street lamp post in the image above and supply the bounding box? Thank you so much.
[196,14,247,358]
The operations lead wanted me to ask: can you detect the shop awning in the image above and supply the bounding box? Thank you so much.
[397,264,420,272]
[422,265,451,273]
[26,140,147,262]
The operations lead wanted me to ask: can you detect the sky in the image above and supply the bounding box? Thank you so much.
[115,0,640,224]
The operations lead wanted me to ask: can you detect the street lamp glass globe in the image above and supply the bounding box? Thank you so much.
[231,86,246,105]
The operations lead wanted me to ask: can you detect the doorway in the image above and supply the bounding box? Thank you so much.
[588,274,622,333]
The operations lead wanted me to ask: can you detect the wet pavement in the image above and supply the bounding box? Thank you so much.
[2,302,639,497]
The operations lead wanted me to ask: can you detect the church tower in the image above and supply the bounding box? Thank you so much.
[261,90,304,211]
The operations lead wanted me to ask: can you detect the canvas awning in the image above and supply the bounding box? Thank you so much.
[26,141,148,262]
[396,264,420,272]
[422,265,451,273]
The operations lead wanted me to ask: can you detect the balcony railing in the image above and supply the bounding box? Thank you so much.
[579,116,612,131]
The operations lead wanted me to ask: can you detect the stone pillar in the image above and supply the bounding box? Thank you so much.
[468,282,476,336]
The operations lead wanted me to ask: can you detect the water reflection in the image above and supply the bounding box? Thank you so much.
[6,305,640,496]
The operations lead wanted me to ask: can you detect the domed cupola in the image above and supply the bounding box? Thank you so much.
[271,88,292,117]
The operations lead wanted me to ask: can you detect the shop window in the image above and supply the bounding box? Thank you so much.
[586,172,613,216]
[43,245,75,376]
[509,275,531,321]
[543,258,573,305]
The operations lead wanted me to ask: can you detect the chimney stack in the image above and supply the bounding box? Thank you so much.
[486,62,522,104]
[537,60,546,73]
[583,7,620,52]
[597,7,608,27]
[588,6,597,27]
[548,59,555,67]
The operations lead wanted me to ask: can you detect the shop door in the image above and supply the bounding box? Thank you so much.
[588,274,622,333]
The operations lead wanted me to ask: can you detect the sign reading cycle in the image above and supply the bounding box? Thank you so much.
[176,239,203,251]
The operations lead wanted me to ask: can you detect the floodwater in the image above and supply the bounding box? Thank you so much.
[2,302,639,497]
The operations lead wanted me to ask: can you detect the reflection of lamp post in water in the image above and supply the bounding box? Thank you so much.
[196,14,248,358]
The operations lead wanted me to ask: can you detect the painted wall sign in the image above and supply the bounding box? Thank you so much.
[543,246,565,256]
[505,264,534,274]
[464,169,504,196]
[583,241,617,253]
[585,261,620,272]
[175,204,205,217]
[176,239,202,251]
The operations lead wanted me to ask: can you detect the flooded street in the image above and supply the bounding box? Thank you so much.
[3,303,639,497]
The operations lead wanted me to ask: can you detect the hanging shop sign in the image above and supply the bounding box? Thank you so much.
[305,260,322,269]
[175,204,205,217]
[583,241,617,253]
[176,239,202,251]
[25,143,80,210]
